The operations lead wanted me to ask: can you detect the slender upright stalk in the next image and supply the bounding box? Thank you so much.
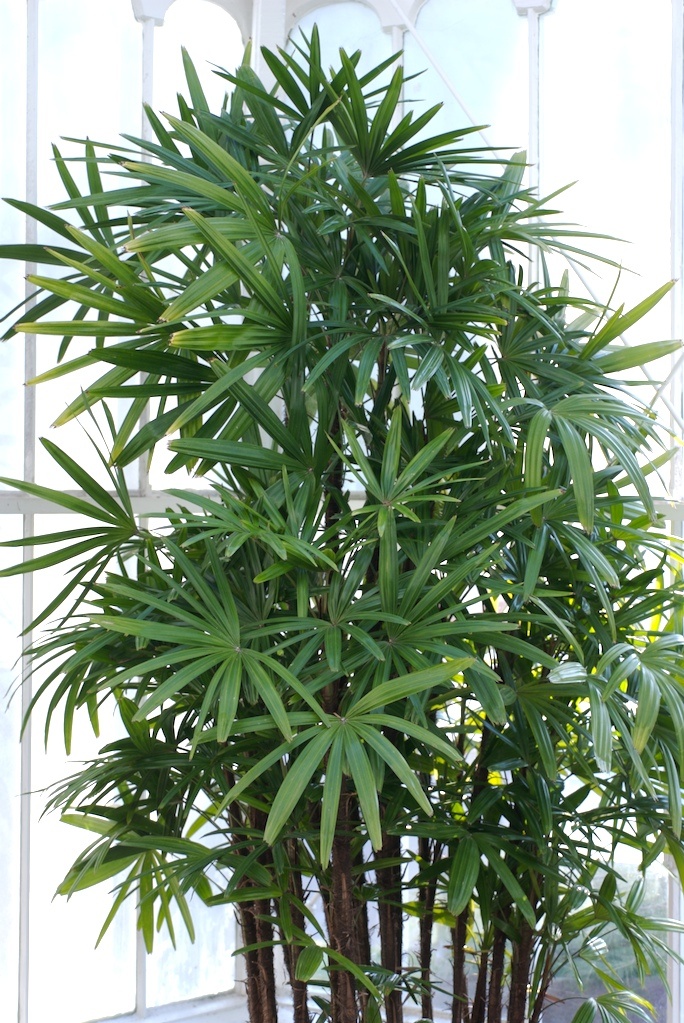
[529,950,554,1023]
[327,791,361,1023]
[377,830,403,1023]
[508,920,534,1023]
[282,840,309,1023]
[239,897,278,1023]
[452,910,469,1023]
[487,928,506,1023]
[470,949,488,1023]
[419,837,440,1023]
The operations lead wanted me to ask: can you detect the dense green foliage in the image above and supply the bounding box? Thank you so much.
[2,33,684,1023]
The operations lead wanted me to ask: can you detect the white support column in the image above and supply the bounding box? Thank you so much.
[251,0,287,83]
[130,6,176,1012]
[391,23,405,127]
[18,2,39,1022]
[670,0,684,509]
[527,10,541,283]
[140,16,156,144]
[670,864,683,1023]
[131,2,161,504]
[512,0,552,285]
[131,0,173,144]
[669,6,684,1016]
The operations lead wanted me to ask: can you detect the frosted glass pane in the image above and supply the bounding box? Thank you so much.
[25,1,142,491]
[291,3,394,75]
[541,0,671,337]
[544,860,669,1023]
[403,0,527,150]
[27,798,137,1023]
[32,335,126,492]
[0,1,28,481]
[27,741,137,1023]
[26,518,136,1023]
[37,0,142,206]
[147,897,237,1006]
[0,308,27,482]
[154,0,244,113]
[0,524,24,1019]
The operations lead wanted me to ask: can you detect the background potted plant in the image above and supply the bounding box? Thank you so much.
[1,31,684,1023]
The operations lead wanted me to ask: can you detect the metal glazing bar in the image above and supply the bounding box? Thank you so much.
[668,3,684,1016]
[135,20,158,1007]
[391,23,405,129]
[18,2,39,1022]
[141,16,156,146]
[251,0,287,83]
[136,12,156,514]
[670,0,684,509]
[527,10,541,283]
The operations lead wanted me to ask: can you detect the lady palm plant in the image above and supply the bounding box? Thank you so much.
[2,31,684,1023]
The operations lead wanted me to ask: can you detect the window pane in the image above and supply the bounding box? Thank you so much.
[37,0,142,204]
[291,3,395,74]
[153,0,244,115]
[403,0,528,149]
[543,859,670,1023]
[0,524,24,1017]
[0,1,28,481]
[26,517,137,1023]
[146,897,237,1007]
[541,0,672,337]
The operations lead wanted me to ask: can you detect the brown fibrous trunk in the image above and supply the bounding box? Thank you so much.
[419,837,439,1023]
[487,927,506,1023]
[325,790,361,1023]
[452,910,469,1023]
[376,831,403,1023]
[508,920,534,1023]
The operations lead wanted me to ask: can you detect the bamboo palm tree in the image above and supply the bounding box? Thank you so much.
[1,31,684,1023]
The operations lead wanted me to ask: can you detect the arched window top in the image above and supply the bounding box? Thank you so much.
[152,0,245,114]
[288,0,405,32]
[132,0,252,42]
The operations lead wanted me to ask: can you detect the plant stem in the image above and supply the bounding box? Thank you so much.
[352,825,372,1021]
[419,837,439,1022]
[284,841,309,1023]
[486,927,506,1023]
[452,910,469,1023]
[327,790,361,1023]
[508,919,534,1023]
[470,949,488,1023]
[377,830,403,1023]
[529,950,554,1023]
[239,896,278,1023]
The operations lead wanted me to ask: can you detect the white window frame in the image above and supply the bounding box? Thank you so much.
[7,1,684,1020]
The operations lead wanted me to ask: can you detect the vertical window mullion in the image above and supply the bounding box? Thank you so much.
[18,1,39,1021]
[670,0,684,509]
[669,1,684,1016]
[526,9,541,282]
[251,0,287,83]
[133,8,159,1014]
